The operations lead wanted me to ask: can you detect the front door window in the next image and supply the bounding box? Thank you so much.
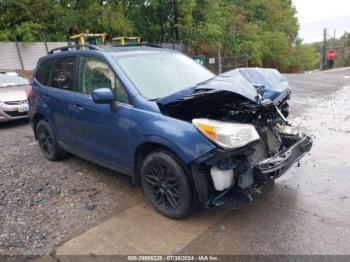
[78,56,130,104]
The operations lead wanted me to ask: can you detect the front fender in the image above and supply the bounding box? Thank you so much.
[132,110,216,164]
[138,133,215,164]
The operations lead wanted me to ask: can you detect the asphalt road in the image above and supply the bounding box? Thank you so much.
[0,68,349,257]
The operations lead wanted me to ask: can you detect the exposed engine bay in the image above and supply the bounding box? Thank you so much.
[158,88,293,157]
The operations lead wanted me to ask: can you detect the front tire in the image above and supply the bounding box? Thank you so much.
[140,150,193,219]
[36,120,65,161]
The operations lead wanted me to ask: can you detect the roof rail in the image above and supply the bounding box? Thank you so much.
[48,44,102,54]
[117,43,163,48]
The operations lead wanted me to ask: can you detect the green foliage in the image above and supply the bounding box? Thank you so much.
[177,0,196,45]
[101,1,133,35]
[0,0,320,71]
[290,39,320,71]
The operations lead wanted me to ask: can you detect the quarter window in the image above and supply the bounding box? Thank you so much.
[51,56,76,90]
[35,58,54,85]
[78,56,130,104]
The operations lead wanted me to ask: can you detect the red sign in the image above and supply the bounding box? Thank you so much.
[327,50,336,60]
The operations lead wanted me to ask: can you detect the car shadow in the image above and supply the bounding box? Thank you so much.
[0,118,29,128]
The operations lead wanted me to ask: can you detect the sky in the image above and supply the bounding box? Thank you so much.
[292,0,350,43]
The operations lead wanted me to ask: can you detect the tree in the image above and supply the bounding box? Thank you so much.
[0,0,320,71]
[289,39,320,71]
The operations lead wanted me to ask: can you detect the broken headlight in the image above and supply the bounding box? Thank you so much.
[192,118,260,149]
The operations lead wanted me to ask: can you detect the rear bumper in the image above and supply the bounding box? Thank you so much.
[254,135,313,179]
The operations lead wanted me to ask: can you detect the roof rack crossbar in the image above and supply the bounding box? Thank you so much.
[48,44,102,54]
[117,43,163,48]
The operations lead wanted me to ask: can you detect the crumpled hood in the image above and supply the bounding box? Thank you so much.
[235,68,290,100]
[157,67,290,106]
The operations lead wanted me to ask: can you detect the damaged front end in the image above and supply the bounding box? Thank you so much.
[157,68,313,207]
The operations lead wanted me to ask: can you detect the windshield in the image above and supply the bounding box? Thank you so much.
[0,72,29,88]
[114,52,215,100]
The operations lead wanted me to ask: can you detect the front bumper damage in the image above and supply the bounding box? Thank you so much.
[157,67,311,207]
[191,134,313,207]
[255,135,312,179]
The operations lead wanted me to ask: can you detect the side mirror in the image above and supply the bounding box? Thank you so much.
[92,88,116,104]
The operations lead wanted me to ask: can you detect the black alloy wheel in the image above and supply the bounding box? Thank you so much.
[141,150,193,219]
[145,162,181,209]
[36,120,65,161]
[37,125,54,156]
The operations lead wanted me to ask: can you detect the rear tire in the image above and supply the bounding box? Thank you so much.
[36,120,65,161]
[140,150,193,219]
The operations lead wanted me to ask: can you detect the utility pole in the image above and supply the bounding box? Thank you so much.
[322,28,328,70]
[43,33,49,54]
[218,46,222,74]
[320,44,323,70]
[343,30,347,67]
[15,37,24,70]
[333,29,336,68]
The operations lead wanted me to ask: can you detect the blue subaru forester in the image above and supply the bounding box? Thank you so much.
[28,45,312,218]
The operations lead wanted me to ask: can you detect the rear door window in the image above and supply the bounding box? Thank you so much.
[35,58,54,86]
[51,56,77,91]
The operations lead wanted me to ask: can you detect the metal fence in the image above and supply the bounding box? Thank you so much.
[0,41,248,73]
[160,43,184,52]
[206,55,249,74]
[0,41,184,71]
[0,42,67,70]
[333,46,350,68]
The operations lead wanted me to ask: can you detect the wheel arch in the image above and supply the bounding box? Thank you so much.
[32,113,47,139]
[134,142,179,185]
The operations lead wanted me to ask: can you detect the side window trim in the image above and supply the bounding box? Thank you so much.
[77,55,132,106]
[47,57,55,87]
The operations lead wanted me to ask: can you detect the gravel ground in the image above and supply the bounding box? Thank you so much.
[0,121,142,255]
[0,68,349,256]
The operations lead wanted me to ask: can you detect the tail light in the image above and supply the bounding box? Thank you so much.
[25,85,33,98]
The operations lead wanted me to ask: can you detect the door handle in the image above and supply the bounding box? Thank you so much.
[71,104,84,112]
[42,94,50,102]
[68,104,84,112]
[74,104,84,112]
[68,104,75,111]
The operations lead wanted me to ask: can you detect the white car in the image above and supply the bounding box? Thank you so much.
[0,71,30,122]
